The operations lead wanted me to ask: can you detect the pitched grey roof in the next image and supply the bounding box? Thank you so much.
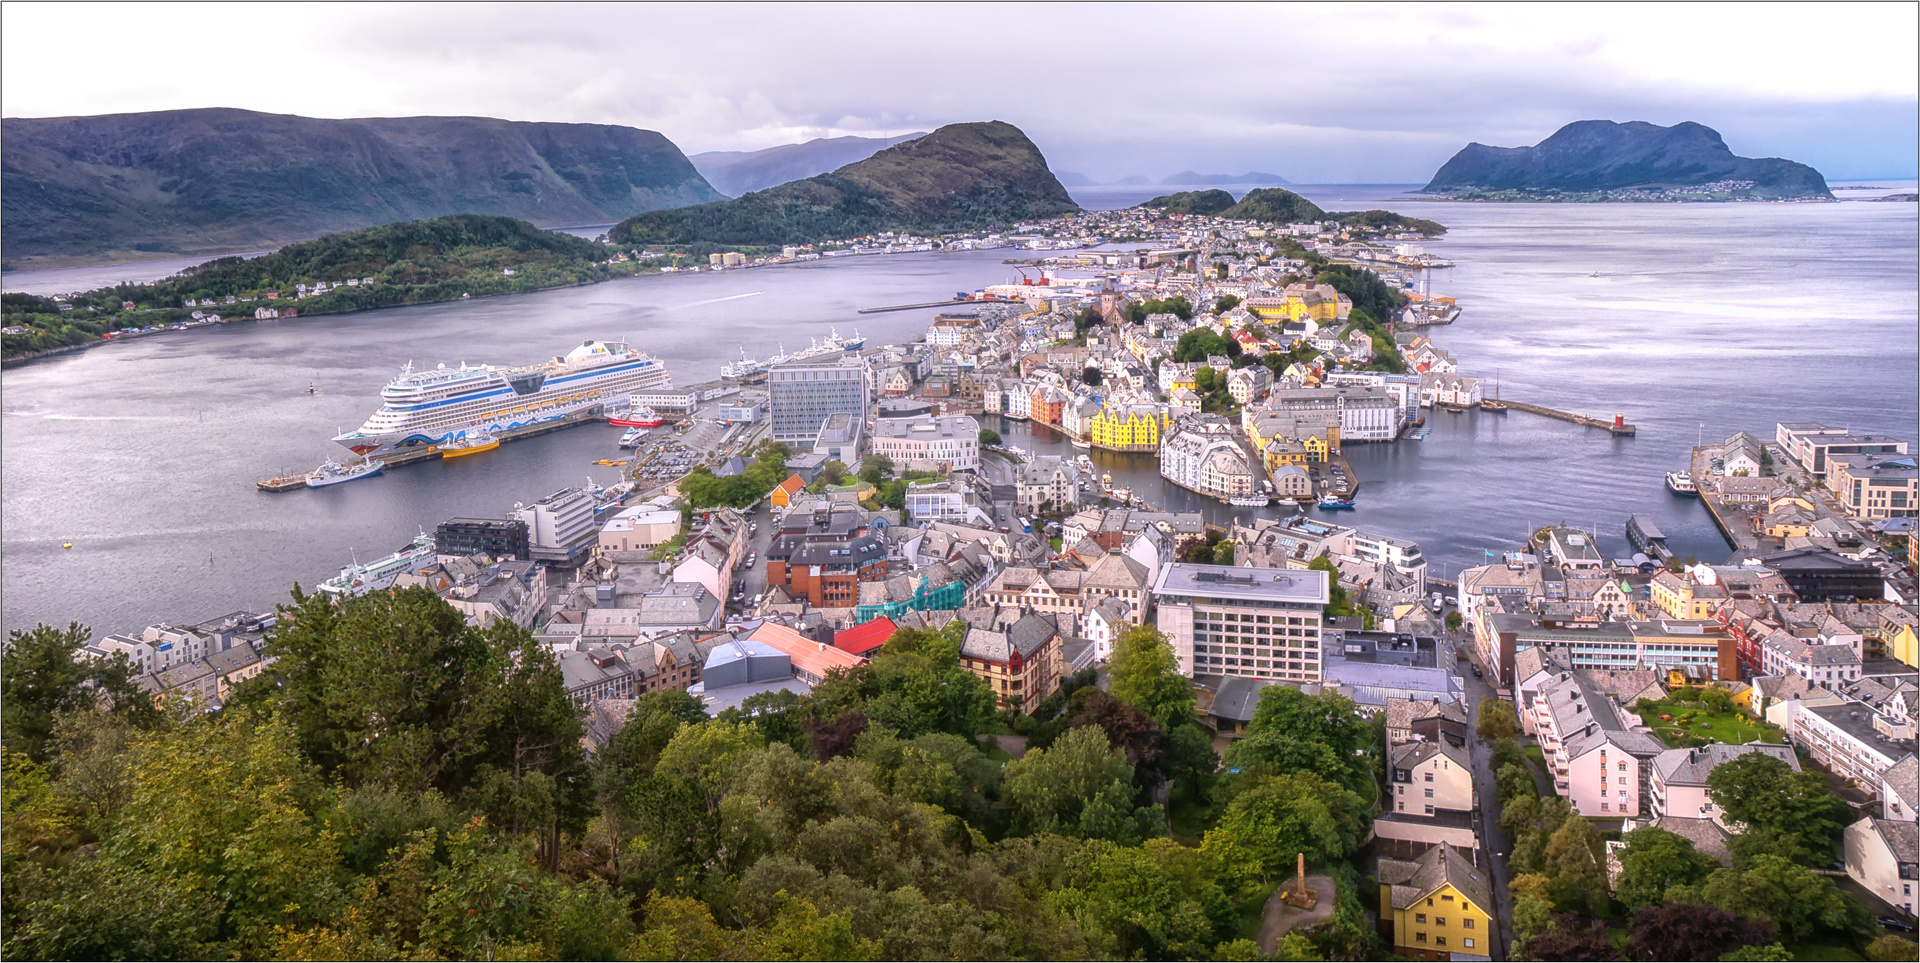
[1652,741,1799,788]
[1209,676,1278,723]
[1379,841,1491,913]
[1884,754,1919,812]
[1873,818,1919,864]
[1389,740,1471,773]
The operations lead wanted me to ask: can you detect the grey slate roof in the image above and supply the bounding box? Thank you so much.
[1873,818,1919,864]
[1652,741,1799,788]
[1883,754,1919,813]
[1209,676,1279,723]
[1378,841,1492,913]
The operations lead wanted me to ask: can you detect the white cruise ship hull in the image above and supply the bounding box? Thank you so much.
[334,340,671,458]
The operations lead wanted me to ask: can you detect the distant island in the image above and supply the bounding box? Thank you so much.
[690,133,926,197]
[1159,171,1292,186]
[609,121,1079,247]
[2,216,626,360]
[0,108,723,271]
[1422,120,1832,201]
[1140,187,1445,236]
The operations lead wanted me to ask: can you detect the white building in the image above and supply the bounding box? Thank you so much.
[1843,817,1918,916]
[1160,417,1255,500]
[512,487,599,563]
[1648,742,1799,827]
[870,415,980,473]
[1152,563,1329,682]
[1017,455,1079,515]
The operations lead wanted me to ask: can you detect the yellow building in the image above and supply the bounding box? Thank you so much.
[1301,434,1331,463]
[1089,406,1166,453]
[1246,284,1350,324]
[1892,624,1919,669]
[1649,569,1724,620]
[1378,842,1493,961]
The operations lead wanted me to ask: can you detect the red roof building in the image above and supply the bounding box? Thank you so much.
[834,616,897,657]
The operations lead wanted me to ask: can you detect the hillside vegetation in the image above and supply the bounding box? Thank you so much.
[2,216,617,359]
[1,596,1390,961]
[610,121,1079,247]
[1,109,720,269]
[691,133,927,196]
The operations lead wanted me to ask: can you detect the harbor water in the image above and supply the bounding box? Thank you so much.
[3,185,1915,634]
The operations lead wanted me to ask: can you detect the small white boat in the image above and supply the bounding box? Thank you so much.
[1666,471,1698,495]
[307,458,383,488]
[619,427,647,448]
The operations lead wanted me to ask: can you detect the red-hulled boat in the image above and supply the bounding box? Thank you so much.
[609,406,664,427]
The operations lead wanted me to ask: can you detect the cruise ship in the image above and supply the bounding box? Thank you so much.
[334,340,671,457]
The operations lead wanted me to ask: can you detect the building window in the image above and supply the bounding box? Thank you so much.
[1465,938,1476,949]
[1415,914,1426,924]
[1415,933,1426,944]
[1424,788,1434,798]
[1437,937,1447,947]
[1464,918,1474,929]
[1436,917,1446,927]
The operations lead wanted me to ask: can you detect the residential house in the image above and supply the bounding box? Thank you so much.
[1649,742,1799,827]
[1376,842,1494,961]
[959,610,1064,714]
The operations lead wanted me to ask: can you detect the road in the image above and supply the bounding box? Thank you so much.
[1459,642,1515,962]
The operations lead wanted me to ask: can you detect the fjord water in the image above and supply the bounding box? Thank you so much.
[3,187,1915,634]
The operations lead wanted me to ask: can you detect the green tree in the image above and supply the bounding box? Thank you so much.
[1004,726,1159,843]
[1476,695,1521,744]
[1083,365,1104,386]
[1200,771,1366,888]
[1445,611,1464,631]
[2,622,156,761]
[1054,843,1218,959]
[1615,827,1720,908]
[979,428,1002,446]
[109,709,345,955]
[1210,539,1237,565]
[1866,935,1920,962]
[1108,625,1196,732]
[1722,943,1794,961]
[1222,685,1378,795]
[859,453,895,485]
[1700,854,1874,942]
[1544,815,1610,915]
[1707,753,1850,865]
[1215,294,1241,313]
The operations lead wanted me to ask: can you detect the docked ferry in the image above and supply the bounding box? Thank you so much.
[334,340,671,457]
[317,533,437,598]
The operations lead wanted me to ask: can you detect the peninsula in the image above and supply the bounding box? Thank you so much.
[1143,188,1446,236]
[608,121,1080,247]
[0,108,723,270]
[1422,119,1833,201]
[1,216,629,360]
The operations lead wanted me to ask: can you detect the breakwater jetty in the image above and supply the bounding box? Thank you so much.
[1503,400,1636,436]
[857,298,974,314]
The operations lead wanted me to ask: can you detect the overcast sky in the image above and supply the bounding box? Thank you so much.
[5,3,1915,182]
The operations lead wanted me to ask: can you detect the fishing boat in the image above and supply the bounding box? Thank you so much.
[1070,437,1092,450]
[1316,492,1355,510]
[307,457,384,488]
[609,406,664,428]
[1437,401,1468,414]
[440,432,499,458]
[1666,471,1699,496]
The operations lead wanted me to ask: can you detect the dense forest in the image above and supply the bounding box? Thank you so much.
[2,216,621,359]
[0,587,1389,961]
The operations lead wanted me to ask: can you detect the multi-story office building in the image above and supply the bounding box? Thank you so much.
[1267,386,1402,442]
[435,517,531,560]
[1777,423,1910,478]
[511,487,599,564]
[1152,563,1329,682]
[768,353,869,445]
[1827,453,1917,519]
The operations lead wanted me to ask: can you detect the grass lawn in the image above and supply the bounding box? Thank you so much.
[1524,744,1546,769]
[1643,700,1784,747]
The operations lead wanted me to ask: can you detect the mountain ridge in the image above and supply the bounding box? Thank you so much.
[609,121,1079,247]
[0,108,723,270]
[1423,120,1831,198]
[690,133,927,197]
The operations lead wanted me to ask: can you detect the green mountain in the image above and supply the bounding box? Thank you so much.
[609,121,1078,247]
[690,133,927,197]
[0,108,722,270]
[1219,188,1326,224]
[2,216,620,359]
[1423,120,1832,198]
[1141,190,1236,215]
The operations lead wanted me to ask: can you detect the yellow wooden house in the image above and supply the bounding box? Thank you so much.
[1090,406,1166,453]
[1377,842,1494,961]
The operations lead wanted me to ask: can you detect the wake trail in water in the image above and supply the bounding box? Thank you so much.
[677,292,764,308]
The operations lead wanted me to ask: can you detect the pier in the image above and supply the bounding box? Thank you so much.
[857,298,975,314]
[255,406,611,489]
[1502,400,1636,436]
[256,472,310,493]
